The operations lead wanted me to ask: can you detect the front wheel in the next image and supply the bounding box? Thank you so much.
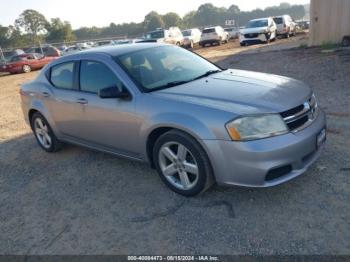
[153,130,214,196]
[31,112,63,152]
[22,64,31,73]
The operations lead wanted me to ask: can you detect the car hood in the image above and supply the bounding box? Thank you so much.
[240,27,268,34]
[153,69,312,115]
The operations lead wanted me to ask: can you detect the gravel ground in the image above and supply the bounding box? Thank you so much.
[0,42,349,255]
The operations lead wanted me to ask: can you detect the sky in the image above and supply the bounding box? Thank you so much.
[0,0,310,29]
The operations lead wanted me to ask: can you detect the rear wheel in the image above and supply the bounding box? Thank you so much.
[31,112,62,152]
[22,64,31,73]
[153,130,214,196]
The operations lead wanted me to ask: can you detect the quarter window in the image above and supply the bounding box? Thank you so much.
[50,62,75,89]
[80,61,122,94]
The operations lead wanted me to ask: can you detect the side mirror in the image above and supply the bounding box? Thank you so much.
[98,86,129,99]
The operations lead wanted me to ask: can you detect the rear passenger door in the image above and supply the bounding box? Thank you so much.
[47,61,84,138]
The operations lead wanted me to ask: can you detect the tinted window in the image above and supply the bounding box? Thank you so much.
[147,31,165,39]
[80,61,121,94]
[203,28,215,34]
[50,62,75,89]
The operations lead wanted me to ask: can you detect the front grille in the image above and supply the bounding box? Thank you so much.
[280,96,318,132]
[244,33,259,38]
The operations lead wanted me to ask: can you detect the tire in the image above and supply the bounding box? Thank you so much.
[176,42,181,46]
[240,42,245,47]
[22,64,31,73]
[153,130,214,196]
[31,112,63,153]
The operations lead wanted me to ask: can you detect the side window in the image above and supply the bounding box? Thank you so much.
[80,60,122,94]
[50,62,75,89]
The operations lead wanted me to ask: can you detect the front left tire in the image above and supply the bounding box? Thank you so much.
[31,112,63,152]
[153,130,214,196]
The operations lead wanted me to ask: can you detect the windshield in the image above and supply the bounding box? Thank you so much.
[146,31,165,39]
[246,19,268,28]
[182,30,191,37]
[115,46,220,92]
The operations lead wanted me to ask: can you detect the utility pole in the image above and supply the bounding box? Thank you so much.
[0,46,4,61]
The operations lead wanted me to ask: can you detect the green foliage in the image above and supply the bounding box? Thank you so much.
[320,41,339,50]
[46,18,76,43]
[162,12,182,28]
[143,11,165,32]
[15,9,48,44]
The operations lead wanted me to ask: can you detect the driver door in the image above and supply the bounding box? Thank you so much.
[72,60,141,156]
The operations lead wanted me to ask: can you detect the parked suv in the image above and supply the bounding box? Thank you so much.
[224,27,239,39]
[239,17,277,46]
[200,26,228,47]
[273,15,296,38]
[142,27,184,46]
[182,28,202,48]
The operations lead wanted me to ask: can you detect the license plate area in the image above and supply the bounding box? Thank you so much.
[317,128,326,148]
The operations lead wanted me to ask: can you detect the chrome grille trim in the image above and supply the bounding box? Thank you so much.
[281,95,318,132]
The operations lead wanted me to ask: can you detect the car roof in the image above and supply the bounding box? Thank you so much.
[67,43,167,58]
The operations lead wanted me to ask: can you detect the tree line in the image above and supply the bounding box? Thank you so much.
[0,2,306,49]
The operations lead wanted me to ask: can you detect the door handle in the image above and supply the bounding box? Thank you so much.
[76,98,88,105]
[41,92,50,97]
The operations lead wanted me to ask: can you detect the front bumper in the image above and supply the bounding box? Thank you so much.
[240,33,268,44]
[202,109,326,187]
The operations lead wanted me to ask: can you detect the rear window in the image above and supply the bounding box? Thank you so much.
[50,62,75,89]
[202,28,215,34]
[273,17,284,24]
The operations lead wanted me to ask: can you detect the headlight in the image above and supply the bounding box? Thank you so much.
[226,114,289,141]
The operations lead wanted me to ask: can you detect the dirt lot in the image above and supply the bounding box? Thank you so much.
[0,38,349,255]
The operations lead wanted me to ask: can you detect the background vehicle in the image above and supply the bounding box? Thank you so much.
[0,53,57,73]
[296,20,310,30]
[115,39,143,45]
[273,15,296,38]
[224,27,240,39]
[96,40,116,46]
[61,46,87,56]
[141,27,184,46]
[239,17,277,46]
[182,28,202,48]
[0,49,25,62]
[26,46,61,57]
[199,26,228,47]
[20,44,326,196]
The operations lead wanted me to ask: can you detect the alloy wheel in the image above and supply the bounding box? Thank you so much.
[158,142,199,190]
[34,118,52,149]
[23,65,31,73]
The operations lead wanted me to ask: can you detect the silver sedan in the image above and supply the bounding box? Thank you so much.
[20,44,326,196]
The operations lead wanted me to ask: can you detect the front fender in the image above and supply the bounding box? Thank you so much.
[139,112,217,158]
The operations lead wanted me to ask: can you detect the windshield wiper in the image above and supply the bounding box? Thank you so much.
[151,70,223,91]
[193,70,222,80]
[155,80,193,90]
